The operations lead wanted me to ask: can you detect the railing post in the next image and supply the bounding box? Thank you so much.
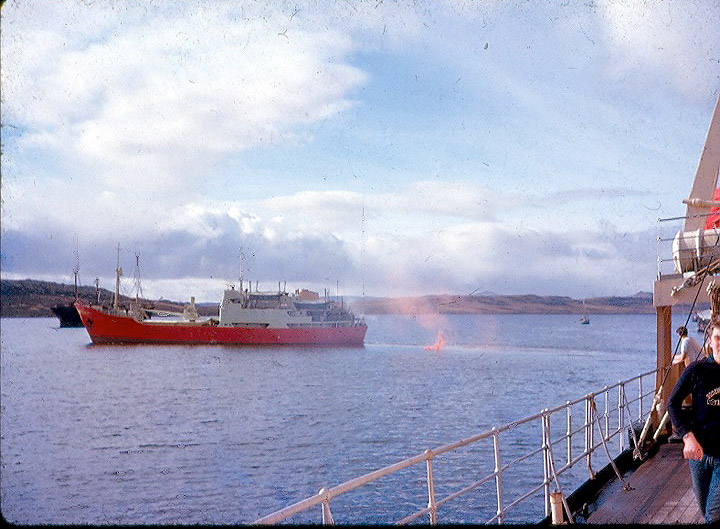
[657,227,662,277]
[604,386,610,441]
[585,396,595,479]
[566,402,572,468]
[492,428,504,524]
[619,382,625,452]
[319,488,334,525]
[425,449,438,525]
[639,375,644,421]
[585,397,590,470]
[542,410,550,519]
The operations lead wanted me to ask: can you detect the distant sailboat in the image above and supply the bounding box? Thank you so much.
[579,299,590,324]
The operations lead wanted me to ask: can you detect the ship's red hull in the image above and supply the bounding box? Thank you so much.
[75,303,367,346]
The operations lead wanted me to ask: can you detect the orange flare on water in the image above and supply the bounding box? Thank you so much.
[424,330,445,351]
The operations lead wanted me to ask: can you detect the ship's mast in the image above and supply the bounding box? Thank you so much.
[133,252,143,302]
[72,238,79,301]
[239,246,244,293]
[113,243,123,311]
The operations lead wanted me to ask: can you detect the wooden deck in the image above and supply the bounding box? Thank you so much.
[587,443,703,524]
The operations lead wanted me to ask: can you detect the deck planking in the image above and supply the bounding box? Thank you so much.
[587,443,703,524]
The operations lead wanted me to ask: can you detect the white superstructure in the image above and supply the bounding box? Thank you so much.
[218,286,360,329]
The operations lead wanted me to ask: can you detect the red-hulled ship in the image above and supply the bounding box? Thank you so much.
[75,283,367,346]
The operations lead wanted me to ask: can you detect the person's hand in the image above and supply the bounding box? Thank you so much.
[682,432,704,460]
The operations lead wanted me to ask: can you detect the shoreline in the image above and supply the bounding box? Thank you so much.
[0,278,687,317]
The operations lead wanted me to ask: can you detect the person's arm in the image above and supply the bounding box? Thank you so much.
[667,366,694,437]
[689,337,704,361]
[673,337,689,365]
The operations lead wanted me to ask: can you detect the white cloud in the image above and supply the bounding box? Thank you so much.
[2,0,715,301]
[346,219,657,298]
[598,1,720,99]
[2,0,368,200]
[2,173,655,296]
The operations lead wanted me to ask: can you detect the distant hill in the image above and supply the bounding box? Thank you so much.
[0,278,665,317]
[0,279,217,318]
[349,291,659,315]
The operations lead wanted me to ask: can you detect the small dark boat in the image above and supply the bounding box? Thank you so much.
[52,253,84,327]
[51,304,83,327]
[51,248,98,328]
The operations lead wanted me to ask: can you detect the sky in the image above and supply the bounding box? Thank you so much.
[1,0,720,303]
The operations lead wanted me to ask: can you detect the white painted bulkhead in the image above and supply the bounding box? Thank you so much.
[217,286,356,328]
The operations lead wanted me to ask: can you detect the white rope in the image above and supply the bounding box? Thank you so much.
[588,397,633,492]
[620,389,643,460]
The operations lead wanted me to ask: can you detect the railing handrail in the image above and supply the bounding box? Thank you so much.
[252,368,658,525]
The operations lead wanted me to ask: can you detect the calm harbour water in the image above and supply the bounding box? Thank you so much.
[0,313,684,524]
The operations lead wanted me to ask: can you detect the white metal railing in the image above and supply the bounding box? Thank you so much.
[286,321,365,328]
[252,369,658,525]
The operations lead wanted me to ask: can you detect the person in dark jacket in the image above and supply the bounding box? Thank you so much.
[668,318,720,523]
